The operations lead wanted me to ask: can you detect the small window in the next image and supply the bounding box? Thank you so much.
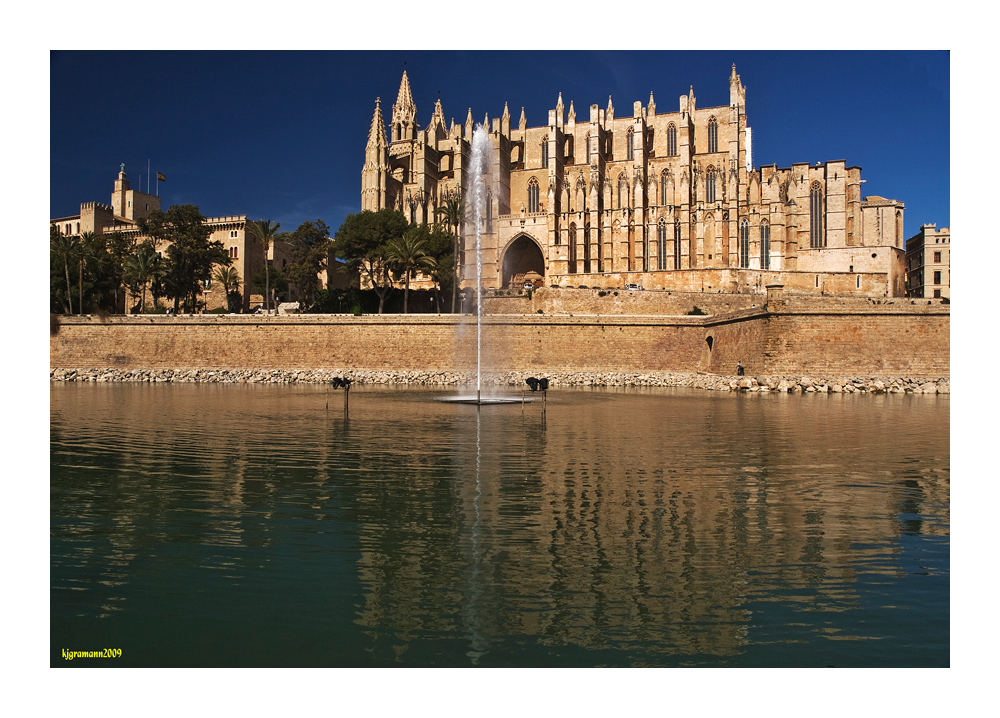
[933,270,941,285]
[934,251,941,263]
[933,289,941,298]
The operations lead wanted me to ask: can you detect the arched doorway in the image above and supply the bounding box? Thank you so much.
[501,234,546,288]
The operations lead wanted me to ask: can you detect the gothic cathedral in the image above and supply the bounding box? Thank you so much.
[362,67,907,296]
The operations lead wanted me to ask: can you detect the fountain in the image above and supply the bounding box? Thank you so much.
[440,125,526,406]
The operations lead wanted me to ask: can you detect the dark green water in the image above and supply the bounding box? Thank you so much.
[50,383,949,667]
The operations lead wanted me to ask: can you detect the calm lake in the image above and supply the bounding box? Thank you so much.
[50,383,949,667]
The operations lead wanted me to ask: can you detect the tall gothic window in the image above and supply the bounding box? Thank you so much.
[660,170,669,205]
[674,220,682,270]
[528,177,539,213]
[626,128,635,161]
[708,116,718,153]
[667,124,677,157]
[657,220,667,271]
[568,222,577,272]
[618,174,628,209]
[586,134,592,163]
[542,137,548,168]
[706,167,716,203]
[810,181,824,248]
[739,219,750,268]
[760,220,770,269]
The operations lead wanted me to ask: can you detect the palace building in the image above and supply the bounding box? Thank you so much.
[50,166,349,312]
[362,67,907,296]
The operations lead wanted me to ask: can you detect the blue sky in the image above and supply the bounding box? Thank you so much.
[50,50,949,238]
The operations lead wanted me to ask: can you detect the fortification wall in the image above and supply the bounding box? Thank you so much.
[485,288,759,316]
[50,301,949,379]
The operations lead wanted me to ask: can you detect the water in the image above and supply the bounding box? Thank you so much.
[50,383,949,667]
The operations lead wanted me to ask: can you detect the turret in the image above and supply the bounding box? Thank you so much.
[362,97,390,211]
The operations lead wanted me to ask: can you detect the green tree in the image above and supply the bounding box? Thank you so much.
[334,209,408,314]
[100,231,135,314]
[50,224,80,314]
[422,225,456,313]
[248,219,280,313]
[124,243,161,313]
[250,266,288,306]
[435,194,464,312]
[282,220,333,310]
[212,265,243,313]
[386,228,436,314]
[77,231,98,313]
[138,205,230,313]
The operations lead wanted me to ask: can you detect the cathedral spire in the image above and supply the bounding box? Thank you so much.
[392,71,417,138]
[395,70,415,114]
[648,91,656,116]
[366,97,387,149]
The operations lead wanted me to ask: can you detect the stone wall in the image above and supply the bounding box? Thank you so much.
[50,297,949,380]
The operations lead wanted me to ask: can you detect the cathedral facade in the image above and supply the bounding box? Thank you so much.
[362,67,907,296]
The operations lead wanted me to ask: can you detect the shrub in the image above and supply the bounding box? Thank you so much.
[687,306,707,316]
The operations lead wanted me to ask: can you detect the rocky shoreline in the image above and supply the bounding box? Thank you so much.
[50,368,950,394]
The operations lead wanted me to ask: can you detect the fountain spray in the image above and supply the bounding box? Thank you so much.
[470,126,492,405]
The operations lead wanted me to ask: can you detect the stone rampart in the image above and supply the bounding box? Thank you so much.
[50,299,949,380]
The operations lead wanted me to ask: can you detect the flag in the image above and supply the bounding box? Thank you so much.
[157,172,166,182]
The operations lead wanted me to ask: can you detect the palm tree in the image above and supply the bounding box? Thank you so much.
[50,225,80,314]
[385,230,435,314]
[78,231,97,314]
[212,265,243,313]
[249,219,280,313]
[124,244,159,314]
[434,194,463,312]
